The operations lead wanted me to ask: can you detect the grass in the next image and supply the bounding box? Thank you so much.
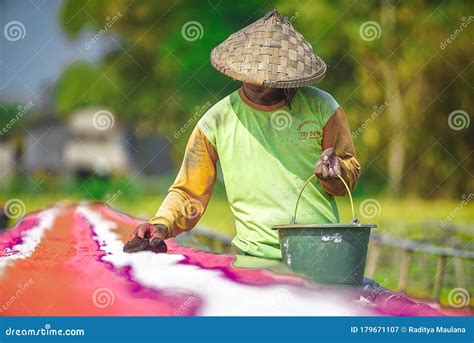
[9,192,474,236]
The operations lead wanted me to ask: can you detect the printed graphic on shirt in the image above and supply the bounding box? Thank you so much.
[296,119,323,141]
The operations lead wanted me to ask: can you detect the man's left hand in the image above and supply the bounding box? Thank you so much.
[314,147,341,180]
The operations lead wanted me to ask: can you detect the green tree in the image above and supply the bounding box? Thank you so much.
[279,0,473,197]
[57,0,277,150]
[56,0,473,197]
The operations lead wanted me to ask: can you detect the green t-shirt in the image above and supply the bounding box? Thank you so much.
[198,86,340,259]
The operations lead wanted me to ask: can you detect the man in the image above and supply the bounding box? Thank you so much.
[127,10,360,259]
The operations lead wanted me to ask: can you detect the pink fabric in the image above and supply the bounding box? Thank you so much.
[0,215,39,256]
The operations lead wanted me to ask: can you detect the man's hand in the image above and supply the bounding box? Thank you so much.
[130,222,169,241]
[315,147,341,180]
[124,223,169,253]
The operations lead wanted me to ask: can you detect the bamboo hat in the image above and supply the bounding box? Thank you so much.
[210,10,327,88]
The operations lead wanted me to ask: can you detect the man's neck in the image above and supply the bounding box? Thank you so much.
[242,85,285,106]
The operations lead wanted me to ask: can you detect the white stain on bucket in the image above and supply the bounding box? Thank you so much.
[283,241,292,265]
[321,233,342,243]
[287,254,292,266]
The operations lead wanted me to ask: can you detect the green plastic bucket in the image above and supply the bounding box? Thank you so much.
[273,222,376,285]
[272,174,376,285]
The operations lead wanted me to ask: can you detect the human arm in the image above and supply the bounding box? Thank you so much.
[315,107,360,196]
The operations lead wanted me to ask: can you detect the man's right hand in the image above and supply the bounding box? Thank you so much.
[124,223,169,253]
[129,223,169,242]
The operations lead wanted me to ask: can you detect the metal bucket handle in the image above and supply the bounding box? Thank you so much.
[291,174,357,224]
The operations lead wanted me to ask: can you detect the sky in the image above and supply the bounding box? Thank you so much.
[0,0,108,105]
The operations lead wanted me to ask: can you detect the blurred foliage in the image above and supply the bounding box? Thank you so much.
[278,0,474,197]
[55,0,473,197]
[0,101,35,140]
[54,62,121,115]
[2,172,138,201]
[56,0,272,142]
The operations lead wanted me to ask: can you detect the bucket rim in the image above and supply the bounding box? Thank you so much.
[272,223,377,230]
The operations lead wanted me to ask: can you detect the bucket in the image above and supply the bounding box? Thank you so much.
[272,174,376,285]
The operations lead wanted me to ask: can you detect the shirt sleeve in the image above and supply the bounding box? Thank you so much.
[319,107,361,196]
[149,126,218,237]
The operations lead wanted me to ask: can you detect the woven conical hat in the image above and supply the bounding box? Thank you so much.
[210,10,327,88]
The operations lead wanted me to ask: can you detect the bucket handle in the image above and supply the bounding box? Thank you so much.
[291,174,357,224]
